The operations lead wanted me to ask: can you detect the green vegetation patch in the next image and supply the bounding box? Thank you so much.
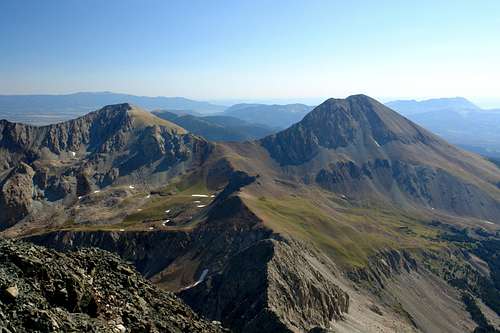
[247,194,440,268]
[122,178,210,226]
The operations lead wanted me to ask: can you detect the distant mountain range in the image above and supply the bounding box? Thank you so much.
[223,103,313,129]
[387,97,500,158]
[0,93,315,142]
[386,97,482,115]
[2,92,499,159]
[0,92,225,125]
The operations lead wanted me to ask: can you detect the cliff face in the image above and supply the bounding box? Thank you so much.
[0,162,35,228]
[27,229,352,333]
[0,103,187,156]
[181,238,349,333]
[0,238,225,333]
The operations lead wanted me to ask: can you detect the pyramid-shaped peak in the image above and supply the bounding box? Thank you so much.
[303,95,421,134]
[261,95,436,165]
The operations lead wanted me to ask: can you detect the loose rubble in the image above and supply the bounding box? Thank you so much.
[0,239,225,332]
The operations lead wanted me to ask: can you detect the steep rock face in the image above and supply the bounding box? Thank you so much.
[26,190,273,287]
[344,249,481,333]
[261,95,433,166]
[181,238,349,333]
[0,239,225,333]
[315,159,500,218]
[0,103,203,177]
[25,230,191,279]
[0,103,185,156]
[0,162,35,228]
[0,103,212,228]
[347,249,418,289]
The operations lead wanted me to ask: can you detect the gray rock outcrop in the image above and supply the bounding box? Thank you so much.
[0,238,226,332]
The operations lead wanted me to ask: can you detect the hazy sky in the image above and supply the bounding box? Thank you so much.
[1,0,500,105]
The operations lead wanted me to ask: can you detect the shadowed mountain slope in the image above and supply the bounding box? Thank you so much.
[152,110,277,142]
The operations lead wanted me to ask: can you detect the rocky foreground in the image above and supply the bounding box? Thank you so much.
[0,238,225,333]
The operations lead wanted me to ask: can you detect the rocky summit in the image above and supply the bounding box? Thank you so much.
[0,103,211,231]
[0,238,225,332]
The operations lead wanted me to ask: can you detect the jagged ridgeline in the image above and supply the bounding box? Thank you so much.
[0,103,212,229]
[1,97,500,332]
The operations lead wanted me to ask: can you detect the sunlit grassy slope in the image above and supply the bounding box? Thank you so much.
[127,106,187,133]
[244,190,442,268]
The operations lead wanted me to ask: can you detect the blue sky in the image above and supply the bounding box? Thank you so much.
[1,0,500,106]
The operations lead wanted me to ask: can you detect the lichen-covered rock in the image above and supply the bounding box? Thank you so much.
[0,239,226,333]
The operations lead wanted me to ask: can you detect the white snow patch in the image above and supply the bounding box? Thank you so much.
[165,209,171,213]
[93,190,100,193]
[148,226,154,230]
[78,196,83,200]
[137,208,142,212]
[146,195,151,199]
[197,205,206,208]
[119,229,125,232]
[483,220,495,225]
[191,194,208,197]
[373,139,381,147]
[70,151,76,157]
[194,200,201,203]
[181,269,209,291]
[128,185,135,189]
[162,219,171,226]
[210,195,215,198]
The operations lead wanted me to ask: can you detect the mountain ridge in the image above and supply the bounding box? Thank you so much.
[0,103,212,230]
[386,97,481,115]
[224,103,314,128]
[259,95,500,220]
[386,97,500,158]
[152,109,277,142]
[1,96,500,332]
